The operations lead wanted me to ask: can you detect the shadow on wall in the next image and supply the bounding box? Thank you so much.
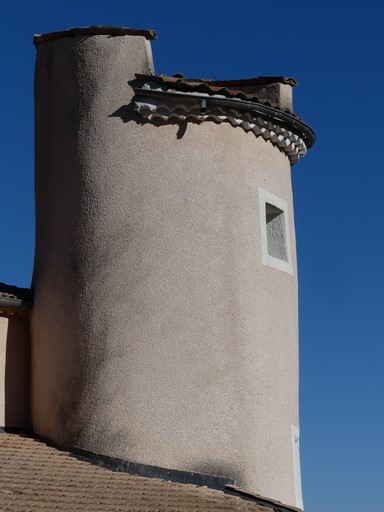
[4,317,31,429]
[109,102,189,139]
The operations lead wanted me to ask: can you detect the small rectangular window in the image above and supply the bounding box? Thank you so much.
[259,188,293,275]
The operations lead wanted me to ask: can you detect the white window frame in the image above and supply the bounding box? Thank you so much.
[258,188,293,275]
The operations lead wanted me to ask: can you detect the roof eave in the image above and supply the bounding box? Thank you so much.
[132,84,316,149]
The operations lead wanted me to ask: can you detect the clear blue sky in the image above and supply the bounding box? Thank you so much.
[1,1,383,510]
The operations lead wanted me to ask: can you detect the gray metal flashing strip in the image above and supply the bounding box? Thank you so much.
[67,446,235,490]
[34,26,157,45]
[132,85,315,149]
[26,435,234,490]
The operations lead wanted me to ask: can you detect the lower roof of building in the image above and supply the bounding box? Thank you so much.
[0,432,299,512]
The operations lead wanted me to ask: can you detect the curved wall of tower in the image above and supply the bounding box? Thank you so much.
[32,29,307,509]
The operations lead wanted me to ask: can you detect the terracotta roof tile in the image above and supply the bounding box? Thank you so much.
[135,73,297,87]
[134,74,297,114]
[0,433,272,512]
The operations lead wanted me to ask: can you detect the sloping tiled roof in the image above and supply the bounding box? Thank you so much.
[0,283,32,317]
[134,74,297,113]
[132,74,316,159]
[0,433,272,512]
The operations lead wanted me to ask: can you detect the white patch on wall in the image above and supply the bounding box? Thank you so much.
[258,188,293,275]
[291,425,304,510]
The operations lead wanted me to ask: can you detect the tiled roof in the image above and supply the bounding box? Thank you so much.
[0,433,272,512]
[135,74,298,87]
[133,74,315,161]
[134,74,297,113]
[0,283,32,317]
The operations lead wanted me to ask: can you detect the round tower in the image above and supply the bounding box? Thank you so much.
[32,27,314,510]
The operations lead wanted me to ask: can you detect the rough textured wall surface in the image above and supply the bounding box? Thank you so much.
[0,316,31,428]
[33,32,300,508]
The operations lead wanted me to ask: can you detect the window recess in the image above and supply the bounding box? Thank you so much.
[259,188,293,275]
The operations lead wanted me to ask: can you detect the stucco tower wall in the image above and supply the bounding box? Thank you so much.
[33,32,300,509]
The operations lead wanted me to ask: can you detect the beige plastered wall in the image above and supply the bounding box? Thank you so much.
[0,317,7,426]
[33,33,300,508]
[0,316,31,428]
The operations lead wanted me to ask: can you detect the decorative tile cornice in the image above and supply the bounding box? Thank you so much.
[133,83,311,164]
